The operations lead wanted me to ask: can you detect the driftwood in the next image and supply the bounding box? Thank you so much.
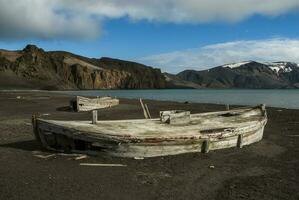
[74,155,88,160]
[32,151,88,160]
[33,154,56,159]
[32,104,267,158]
[70,96,119,112]
[79,163,126,167]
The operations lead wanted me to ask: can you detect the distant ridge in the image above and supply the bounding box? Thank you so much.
[175,61,299,88]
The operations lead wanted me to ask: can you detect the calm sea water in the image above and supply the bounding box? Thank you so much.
[57,89,299,109]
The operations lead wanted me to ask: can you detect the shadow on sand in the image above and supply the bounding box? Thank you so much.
[56,106,73,112]
[0,140,46,152]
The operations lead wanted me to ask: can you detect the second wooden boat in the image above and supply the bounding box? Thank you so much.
[70,96,119,112]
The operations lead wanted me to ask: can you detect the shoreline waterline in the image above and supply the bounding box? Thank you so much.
[2,89,299,109]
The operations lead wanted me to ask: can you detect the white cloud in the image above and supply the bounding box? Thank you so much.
[62,0,299,23]
[0,0,100,39]
[1,0,299,39]
[138,39,299,73]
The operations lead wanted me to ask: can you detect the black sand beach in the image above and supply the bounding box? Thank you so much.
[0,91,298,200]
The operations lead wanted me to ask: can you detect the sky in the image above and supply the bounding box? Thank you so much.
[1,0,299,73]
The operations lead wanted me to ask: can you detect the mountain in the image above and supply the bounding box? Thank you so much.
[177,61,299,89]
[163,73,202,89]
[1,45,299,90]
[0,45,166,90]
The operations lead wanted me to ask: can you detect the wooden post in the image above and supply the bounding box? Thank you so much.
[32,114,43,144]
[140,99,149,119]
[32,115,38,140]
[92,110,98,124]
[201,140,210,153]
[237,134,243,148]
[144,104,152,119]
[226,104,230,111]
[32,115,36,129]
[261,104,266,116]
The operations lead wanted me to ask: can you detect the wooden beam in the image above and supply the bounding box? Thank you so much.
[201,140,210,153]
[261,104,266,116]
[92,110,98,124]
[32,114,42,143]
[140,99,149,119]
[226,104,230,111]
[237,134,243,148]
[144,104,152,119]
[33,154,56,159]
[79,163,127,167]
[286,135,299,137]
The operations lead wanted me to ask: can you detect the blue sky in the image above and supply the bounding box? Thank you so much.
[1,0,299,73]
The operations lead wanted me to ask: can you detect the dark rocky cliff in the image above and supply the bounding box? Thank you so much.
[0,45,166,90]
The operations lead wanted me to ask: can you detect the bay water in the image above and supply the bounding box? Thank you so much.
[57,89,299,109]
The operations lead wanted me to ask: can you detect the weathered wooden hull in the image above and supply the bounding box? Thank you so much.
[32,105,267,158]
[70,96,119,112]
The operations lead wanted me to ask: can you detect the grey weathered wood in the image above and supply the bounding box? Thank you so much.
[34,154,56,159]
[32,115,40,142]
[261,104,266,116]
[79,163,126,167]
[226,104,230,111]
[202,140,210,153]
[92,110,98,124]
[140,99,149,119]
[32,114,45,145]
[237,134,243,148]
[34,105,267,158]
[160,110,190,125]
[144,104,152,119]
[73,96,119,112]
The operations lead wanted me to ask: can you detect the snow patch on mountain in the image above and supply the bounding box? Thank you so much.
[222,61,250,69]
[263,62,292,74]
[223,61,299,74]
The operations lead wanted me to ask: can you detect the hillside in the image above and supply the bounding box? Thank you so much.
[163,73,202,89]
[177,61,299,89]
[0,45,166,90]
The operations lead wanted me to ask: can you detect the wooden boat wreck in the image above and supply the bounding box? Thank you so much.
[70,96,119,112]
[32,105,267,158]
